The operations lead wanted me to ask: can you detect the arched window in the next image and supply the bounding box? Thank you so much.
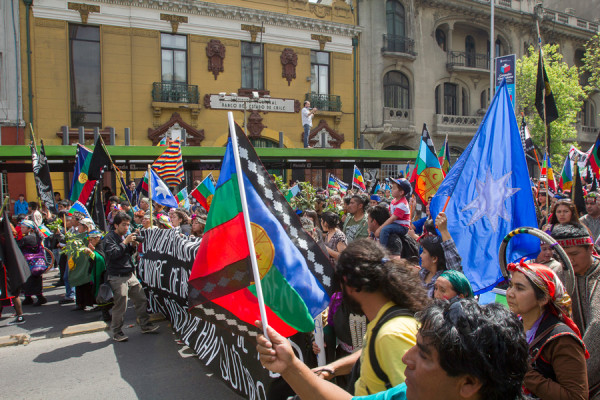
[465,35,476,67]
[384,71,410,109]
[582,100,597,128]
[444,83,458,115]
[435,28,446,51]
[480,90,487,109]
[495,38,502,57]
[386,0,406,52]
[435,83,464,116]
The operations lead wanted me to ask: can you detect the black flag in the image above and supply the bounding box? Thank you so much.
[30,140,57,213]
[87,136,112,181]
[92,187,108,232]
[0,212,30,298]
[572,165,586,216]
[535,48,559,125]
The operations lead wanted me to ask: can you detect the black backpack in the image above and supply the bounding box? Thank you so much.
[347,306,414,395]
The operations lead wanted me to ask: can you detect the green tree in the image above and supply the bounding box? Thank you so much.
[516,44,585,166]
[582,33,600,92]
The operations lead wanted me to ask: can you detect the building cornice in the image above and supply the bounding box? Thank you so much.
[67,0,361,37]
[419,0,597,42]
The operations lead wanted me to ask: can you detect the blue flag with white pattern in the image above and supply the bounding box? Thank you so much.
[430,80,539,294]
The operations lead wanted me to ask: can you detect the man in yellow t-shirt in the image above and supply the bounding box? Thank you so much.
[354,302,418,395]
[311,239,429,396]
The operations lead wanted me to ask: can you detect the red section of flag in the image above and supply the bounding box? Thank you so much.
[212,289,298,337]
[189,213,249,280]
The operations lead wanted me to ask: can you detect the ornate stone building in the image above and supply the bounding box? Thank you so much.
[358,0,600,173]
[16,0,359,194]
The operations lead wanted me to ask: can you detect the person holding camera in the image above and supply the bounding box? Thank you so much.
[104,212,158,342]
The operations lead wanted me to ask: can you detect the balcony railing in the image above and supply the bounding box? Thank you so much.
[447,51,490,70]
[381,34,417,56]
[434,114,483,137]
[305,93,341,112]
[383,107,414,130]
[152,82,199,104]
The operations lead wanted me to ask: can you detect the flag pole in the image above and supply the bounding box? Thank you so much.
[536,20,550,213]
[98,135,134,209]
[147,165,153,229]
[0,195,10,216]
[227,111,270,340]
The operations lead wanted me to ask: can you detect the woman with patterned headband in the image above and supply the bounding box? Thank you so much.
[506,260,588,400]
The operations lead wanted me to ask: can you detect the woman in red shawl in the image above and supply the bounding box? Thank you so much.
[506,260,588,400]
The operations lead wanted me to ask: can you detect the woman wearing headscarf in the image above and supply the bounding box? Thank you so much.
[506,261,589,400]
[433,270,474,301]
[18,220,47,306]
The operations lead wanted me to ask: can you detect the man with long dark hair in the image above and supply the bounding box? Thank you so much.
[308,239,430,396]
[256,299,529,400]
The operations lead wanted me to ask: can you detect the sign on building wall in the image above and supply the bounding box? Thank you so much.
[208,94,297,113]
[495,54,516,110]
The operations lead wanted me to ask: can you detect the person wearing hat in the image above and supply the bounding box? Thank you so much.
[551,223,600,398]
[67,217,96,311]
[156,214,172,229]
[506,261,589,399]
[433,270,474,301]
[369,195,381,208]
[18,219,48,307]
[374,178,411,247]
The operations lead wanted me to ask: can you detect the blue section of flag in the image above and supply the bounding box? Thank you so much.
[289,185,300,198]
[149,168,179,208]
[430,80,539,294]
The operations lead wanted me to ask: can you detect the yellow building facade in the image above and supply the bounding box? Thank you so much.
[21,0,359,151]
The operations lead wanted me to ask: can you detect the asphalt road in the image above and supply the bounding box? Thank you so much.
[0,270,244,400]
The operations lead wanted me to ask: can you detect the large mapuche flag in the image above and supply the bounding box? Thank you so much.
[189,122,334,338]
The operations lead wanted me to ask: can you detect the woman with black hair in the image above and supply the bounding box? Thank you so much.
[418,212,462,297]
[18,220,47,306]
[506,261,588,400]
[321,211,347,263]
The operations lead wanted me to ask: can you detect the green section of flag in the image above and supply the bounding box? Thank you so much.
[248,265,315,332]
[205,175,242,232]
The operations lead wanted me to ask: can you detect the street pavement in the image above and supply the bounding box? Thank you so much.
[0,270,244,400]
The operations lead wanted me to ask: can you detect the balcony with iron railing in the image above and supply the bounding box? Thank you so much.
[446,51,490,73]
[152,82,199,104]
[305,93,342,112]
[381,34,417,60]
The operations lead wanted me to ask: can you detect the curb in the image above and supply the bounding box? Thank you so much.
[0,334,31,348]
[61,321,109,338]
[60,313,164,338]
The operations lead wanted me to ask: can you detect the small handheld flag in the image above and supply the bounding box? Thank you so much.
[191,174,216,211]
[352,165,367,192]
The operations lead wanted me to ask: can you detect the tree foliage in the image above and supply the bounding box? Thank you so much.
[582,33,600,92]
[516,44,585,166]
